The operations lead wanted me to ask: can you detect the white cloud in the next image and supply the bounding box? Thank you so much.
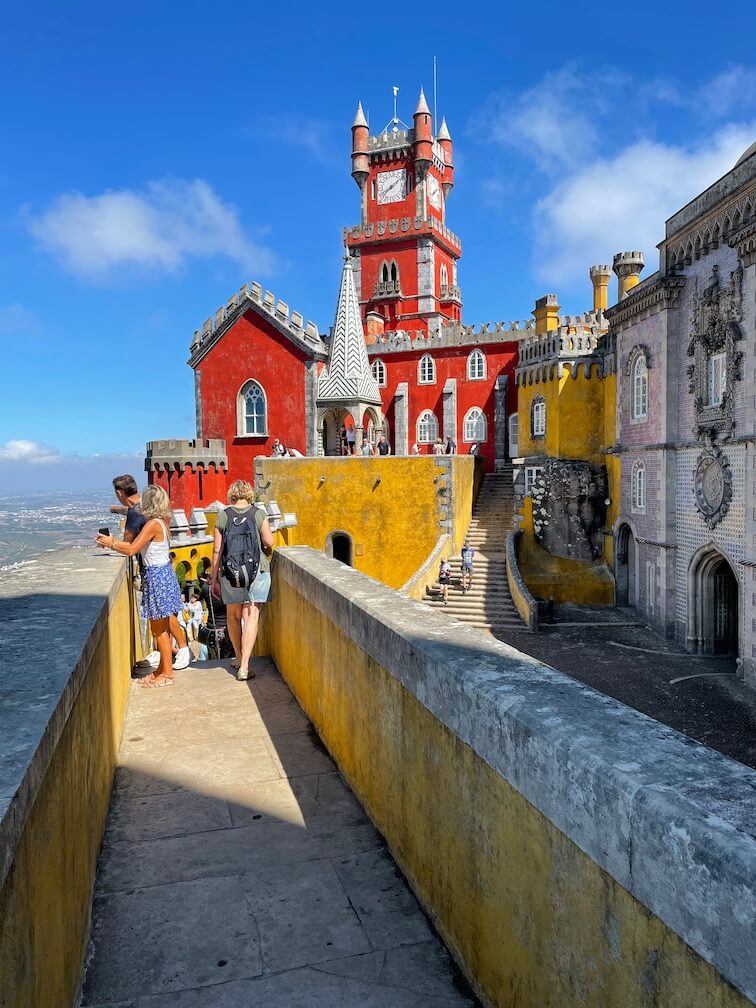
[26,178,277,281]
[0,439,61,464]
[485,65,628,173]
[533,124,756,286]
[700,66,756,118]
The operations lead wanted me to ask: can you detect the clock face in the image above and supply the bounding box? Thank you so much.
[427,174,442,211]
[377,169,406,205]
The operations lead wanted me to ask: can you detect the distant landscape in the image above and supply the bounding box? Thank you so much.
[0,490,115,570]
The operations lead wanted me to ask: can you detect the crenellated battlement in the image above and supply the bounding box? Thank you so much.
[345,214,462,253]
[145,438,228,473]
[515,310,609,383]
[366,318,534,355]
[190,281,325,359]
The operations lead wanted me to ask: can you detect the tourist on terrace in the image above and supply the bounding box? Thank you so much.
[433,438,445,456]
[211,480,274,681]
[445,436,457,454]
[271,438,286,457]
[376,434,391,456]
[97,485,183,688]
[346,426,356,455]
[111,474,190,672]
[360,439,373,456]
[179,591,204,642]
[411,442,421,455]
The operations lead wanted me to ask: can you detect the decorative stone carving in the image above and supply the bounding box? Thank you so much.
[687,265,743,438]
[623,344,651,375]
[531,459,608,561]
[693,434,733,529]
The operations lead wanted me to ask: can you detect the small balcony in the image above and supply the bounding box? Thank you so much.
[373,279,402,298]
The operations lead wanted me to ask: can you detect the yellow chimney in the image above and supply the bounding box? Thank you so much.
[589,265,611,312]
[533,294,560,336]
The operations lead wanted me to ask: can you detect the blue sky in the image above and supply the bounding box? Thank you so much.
[2,1,756,492]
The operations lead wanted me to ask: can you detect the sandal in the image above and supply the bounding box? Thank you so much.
[140,675,175,689]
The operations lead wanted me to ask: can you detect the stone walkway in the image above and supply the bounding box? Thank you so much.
[81,657,477,1007]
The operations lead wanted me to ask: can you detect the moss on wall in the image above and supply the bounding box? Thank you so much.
[0,576,133,1008]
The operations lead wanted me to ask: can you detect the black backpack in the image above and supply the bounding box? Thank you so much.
[221,507,261,589]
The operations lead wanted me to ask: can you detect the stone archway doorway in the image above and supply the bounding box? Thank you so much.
[615,523,637,608]
[325,531,353,566]
[688,546,739,656]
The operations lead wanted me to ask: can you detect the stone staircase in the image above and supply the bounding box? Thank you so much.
[423,466,526,635]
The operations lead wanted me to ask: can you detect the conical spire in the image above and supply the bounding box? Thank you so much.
[317,257,381,405]
[437,116,451,141]
[414,88,431,116]
[352,101,368,129]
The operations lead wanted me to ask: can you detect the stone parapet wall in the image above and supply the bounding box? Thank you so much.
[259,547,756,1007]
[0,551,134,1008]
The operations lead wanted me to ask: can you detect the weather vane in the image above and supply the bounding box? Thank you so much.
[383,85,409,136]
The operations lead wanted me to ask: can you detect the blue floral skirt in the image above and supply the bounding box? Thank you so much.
[142,562,182,621]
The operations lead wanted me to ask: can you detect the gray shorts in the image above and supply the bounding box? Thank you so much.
[220,569,271,606]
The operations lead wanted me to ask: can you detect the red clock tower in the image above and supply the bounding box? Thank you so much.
[345,90,462,342]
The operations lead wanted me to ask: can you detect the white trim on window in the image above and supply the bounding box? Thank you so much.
[463,407,486,443]
[416,410,438,444]
[631,355,648,421]
[467,349,486,381]
[531,397,546,437]
[708,351,726,406]
[631,460,646,513]
[418,353,436,385]
[525,466,543,495]
[237,379,268,436]
[371,358,387,387]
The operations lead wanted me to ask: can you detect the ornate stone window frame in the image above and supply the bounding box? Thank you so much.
[686,265,743,439]
[631,459,646,514]
[625,345,650,424]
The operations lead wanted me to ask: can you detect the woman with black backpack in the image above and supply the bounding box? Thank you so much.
[210,480,274,681]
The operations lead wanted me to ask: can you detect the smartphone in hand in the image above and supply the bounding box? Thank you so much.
[98,527,110,537]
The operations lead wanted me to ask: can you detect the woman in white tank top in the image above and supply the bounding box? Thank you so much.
[97,485,182,687]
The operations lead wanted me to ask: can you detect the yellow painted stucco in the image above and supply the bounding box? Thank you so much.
[254,456,474,589]
[259,558,749,1008]
[0,569,134,1008]
[518,363,605,463]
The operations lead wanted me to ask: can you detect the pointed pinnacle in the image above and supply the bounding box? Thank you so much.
[352,101,368,128]
[437,116,451,141]
[414,88,431,116]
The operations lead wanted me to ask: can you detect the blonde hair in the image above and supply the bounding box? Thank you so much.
[141,485,173,521]
[228,479,254,504]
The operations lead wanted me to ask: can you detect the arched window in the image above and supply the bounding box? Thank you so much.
[463,407,486,442]
[440,264,449,288]
[390,261,399,283]
[531,396,546,437]
[381,262,389,283]
[417,410,438,444]
[632,460,646,513]
[418,353,436,384]
[467,349,486,380]
[238,379,267,436]
[632,355,648,421]
[371,358,386,386]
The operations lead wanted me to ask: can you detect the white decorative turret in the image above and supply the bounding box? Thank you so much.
[318,257,381,405]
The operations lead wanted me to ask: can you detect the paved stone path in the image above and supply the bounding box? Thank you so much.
[81,657,477,1007]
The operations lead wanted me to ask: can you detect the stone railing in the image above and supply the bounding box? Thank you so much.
[517,329,601,366]
[259,546,756,1008]
[506,528,538,630]
[346,215,462,251]
[373,279,402,298]
[0,551,135,1008]
[367,319,534,355]
[439,283,462,301]
[145,438,227,473]
[190,282,324,355]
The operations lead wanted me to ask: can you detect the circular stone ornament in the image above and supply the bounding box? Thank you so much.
[694,445,732,529]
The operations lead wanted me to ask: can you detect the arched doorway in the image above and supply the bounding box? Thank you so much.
[615,523,637,608]
[325,531,353,566]
[688,546,739,656]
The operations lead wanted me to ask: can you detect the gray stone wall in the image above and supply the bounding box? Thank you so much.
[618,312,665,449]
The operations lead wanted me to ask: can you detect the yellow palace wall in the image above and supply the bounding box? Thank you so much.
[517,363,617,604]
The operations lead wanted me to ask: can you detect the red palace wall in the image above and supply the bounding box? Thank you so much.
[375,343,519,470]
[359,239,458,333]
[197,310,311,484]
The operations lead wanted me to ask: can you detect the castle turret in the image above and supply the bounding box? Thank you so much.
[351,102,370,225]
[437,117,454,198]
[533,294,560,336]
[589,265,611,312]
[613,251,645,301]
[413,89,433,178]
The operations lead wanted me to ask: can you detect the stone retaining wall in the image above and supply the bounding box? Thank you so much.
[0,551,133,1008]
[259,546,755,1008]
